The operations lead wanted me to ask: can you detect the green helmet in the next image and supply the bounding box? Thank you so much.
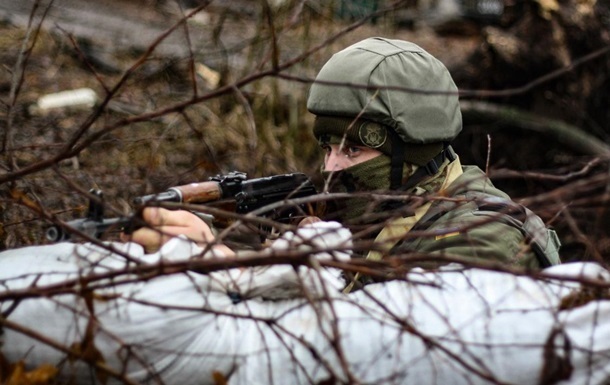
[307,37,462,165]
[309,38,462,224]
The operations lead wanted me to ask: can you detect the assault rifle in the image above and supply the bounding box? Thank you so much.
[46,172,318,242]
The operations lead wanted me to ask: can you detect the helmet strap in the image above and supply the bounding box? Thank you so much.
[390,139,405,190]
[399,144,456,191]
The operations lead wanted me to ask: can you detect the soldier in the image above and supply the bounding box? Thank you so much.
[126,37,561,275]
[307,37,562,273]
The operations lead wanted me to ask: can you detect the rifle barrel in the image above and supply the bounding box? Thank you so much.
[45,217,131,242]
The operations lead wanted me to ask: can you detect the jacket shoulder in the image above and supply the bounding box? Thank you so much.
[396,166,561,268]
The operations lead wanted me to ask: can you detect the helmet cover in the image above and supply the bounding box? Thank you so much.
[307,37,462,144]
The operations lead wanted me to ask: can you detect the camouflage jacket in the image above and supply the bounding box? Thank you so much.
[392,165,562,269]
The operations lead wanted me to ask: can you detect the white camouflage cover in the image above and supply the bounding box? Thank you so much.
[1,221,609,384]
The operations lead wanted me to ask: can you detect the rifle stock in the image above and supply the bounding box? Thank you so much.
[46,172,317,242]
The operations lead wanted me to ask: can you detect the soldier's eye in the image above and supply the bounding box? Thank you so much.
[345,146,362,157]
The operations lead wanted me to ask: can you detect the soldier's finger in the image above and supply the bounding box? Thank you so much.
[298,216,322,227]
[126,226,165,254]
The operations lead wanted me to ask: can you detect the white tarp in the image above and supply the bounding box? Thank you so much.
[0,221,609,384]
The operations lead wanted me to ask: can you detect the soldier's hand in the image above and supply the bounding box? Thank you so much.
[297,216,322,227]
[121,207,235,256]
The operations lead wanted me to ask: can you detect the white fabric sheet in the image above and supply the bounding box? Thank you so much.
[0,221,608,384]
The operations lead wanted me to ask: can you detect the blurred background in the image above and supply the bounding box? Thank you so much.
[1,0,609,263]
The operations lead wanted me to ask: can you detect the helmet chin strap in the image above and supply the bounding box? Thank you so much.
[390,139,405,190]
[394,143,457,192]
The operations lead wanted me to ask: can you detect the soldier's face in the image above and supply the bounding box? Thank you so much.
[322,142,382,171]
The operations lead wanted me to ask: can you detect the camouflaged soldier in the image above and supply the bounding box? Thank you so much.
[307,37,561,276]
